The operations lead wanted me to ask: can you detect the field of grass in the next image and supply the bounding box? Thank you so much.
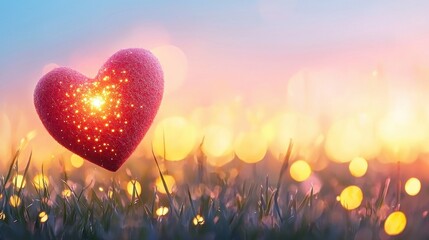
[0,138,428,240]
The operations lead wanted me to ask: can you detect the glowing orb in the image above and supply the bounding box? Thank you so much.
[156,206,169,216]
[12,174,26,189]
[339,185,363,210]
[404,177,421,196]
[127,180,142,197]
[384,211,407,236]
[349,157,368,177]
[62,189,72,198]
[153,117,197,161]
[0,211,5,221]
[206,152,235,167]
[193,214,205,225]
[377,108,424,164]
[39,211,49,223]
[289,160,312,182]
[263,113,320,157]
[90,95,105,109]
[33,174,49,190]
[235,131,267,164]
[202,125,234,158]
[9,195,21,207]
[108,189,114,199]
[325,116,380,163]
[151,45,188,94]
[70,154,84,168]
[155,175,176,194]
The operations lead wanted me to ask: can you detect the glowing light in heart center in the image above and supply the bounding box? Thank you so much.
[90,96,105,110]
[57,70,137,159]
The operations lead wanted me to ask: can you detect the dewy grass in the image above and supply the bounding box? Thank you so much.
[0,137,428,239]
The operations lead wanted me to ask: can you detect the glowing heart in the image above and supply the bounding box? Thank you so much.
[34,49,164,171]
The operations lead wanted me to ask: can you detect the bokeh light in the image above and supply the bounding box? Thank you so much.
[262,113,320,157]
[404,177,421,196]
[339,185,363,210]
[127,180,142,197]
[12,174,26,189]
[325,115,380,163]
[39,211,49,223]
[206,152,235,167]
[193,214,205,226]
[378,104,425,163]
[62,189,72,198]
[151,45,188,94]
[9,195,21,207]
[348,157,368,177]
[156,206,169,216]
[289,160,312,182]
[153,116,198,161]
[33,174,49,190]
[384,211,407,236]
[155,175,176,194]
[108,189,114,199]
[202,125,234,158]
[70,154,84,168]
[0,211,5,221]
[234,131,267,164]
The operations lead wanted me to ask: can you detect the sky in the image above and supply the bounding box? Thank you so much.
[2,1,429,164]
[2,1,429,101]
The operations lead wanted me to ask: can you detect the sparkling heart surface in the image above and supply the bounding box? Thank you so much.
[34,48,164,171]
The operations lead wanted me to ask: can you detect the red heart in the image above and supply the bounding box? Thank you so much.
[34,48,164,171]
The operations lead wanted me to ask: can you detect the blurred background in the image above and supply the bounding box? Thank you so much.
[2,1,429,178]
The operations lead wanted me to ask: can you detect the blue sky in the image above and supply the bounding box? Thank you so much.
[2,1,429,103]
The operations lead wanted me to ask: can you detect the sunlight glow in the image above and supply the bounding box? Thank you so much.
[153,117,197,161]
[39,211,49,223]
[290,160,312,182]
[127,180,142,197]
[62,189,72,198]
[404,177,421,196]
[90,95,105,109]
[156,206,169,216]
[12,174,26,189]
[151,45,188,94]
[70,154,84,168]
[349,157,368,177]
[155,175,176,194]
[339,185,363,210]
[193,214,205,226]
[325,116,380,163]
[384,211,407,236]
[235,131,267,164]
[33,174,49,190]
[9,195,21,207]
[202,125,234,158]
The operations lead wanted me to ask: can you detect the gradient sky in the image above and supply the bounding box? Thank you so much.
[2,1,429,106]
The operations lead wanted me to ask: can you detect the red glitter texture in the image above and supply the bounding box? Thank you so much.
[34,48,164,171]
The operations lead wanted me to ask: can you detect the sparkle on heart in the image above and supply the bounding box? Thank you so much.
[61,69,133,153]
[34,49,164,171]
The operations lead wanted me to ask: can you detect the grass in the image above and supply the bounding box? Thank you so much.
[0,137,428,239]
